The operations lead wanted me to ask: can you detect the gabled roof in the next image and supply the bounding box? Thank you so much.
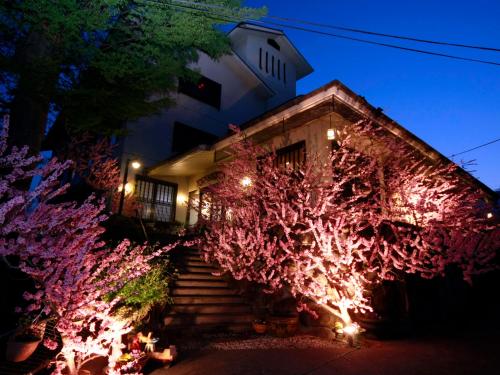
[148,79,496,198]
[228,22,314,80]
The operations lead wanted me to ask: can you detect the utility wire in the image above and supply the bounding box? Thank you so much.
[169,0,500,53]
[449,137,500,158]
[142,1,500,162]
[264,15,500,52]
[155,0,500,67]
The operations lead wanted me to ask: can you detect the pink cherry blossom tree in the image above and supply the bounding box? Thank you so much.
[199,122,499,326]
[0,116,179,374]
[64,134,138,216]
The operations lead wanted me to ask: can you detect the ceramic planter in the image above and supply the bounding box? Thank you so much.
[268,315,299,337]
[6,336,41,362]
[252,321,268,334]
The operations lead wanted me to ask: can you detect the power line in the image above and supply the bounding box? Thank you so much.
[449,137,500,158]
[155,0,500,67]
[169,0,500,53]
[263,15,500,53]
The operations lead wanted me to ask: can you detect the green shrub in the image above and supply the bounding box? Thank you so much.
[112,265,174,325]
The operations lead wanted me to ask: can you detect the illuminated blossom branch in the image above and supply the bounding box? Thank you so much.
[0,116,178,374]
[65,135,138,215]
[199,122,499,325]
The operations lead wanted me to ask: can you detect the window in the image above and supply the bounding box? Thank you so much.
[283,63,287,84]
[259,48,262,70]
[265,51,269,73]
[271,55,275,76]
[275,141,306,169]
[178,74,221,110]
[135,176,177,222]
[172,122,218,155]
[186,190,199,226]
[199,187,223,222]
[277,59,281,80]
[267,38,281,51]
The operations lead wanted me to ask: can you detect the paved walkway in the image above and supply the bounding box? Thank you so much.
[151,331,500,375]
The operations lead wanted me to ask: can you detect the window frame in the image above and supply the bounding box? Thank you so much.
[178,74,222,110]
[135,175,178,223]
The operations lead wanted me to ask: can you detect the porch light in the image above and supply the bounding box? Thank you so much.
[240,176,252,187]
[131,160,142,169]
[176,193,188,205]
[327,128,336,140]
[118,158,141,215]
[487,212,494,219]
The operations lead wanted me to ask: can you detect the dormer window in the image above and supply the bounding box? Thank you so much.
[267,38,280,51]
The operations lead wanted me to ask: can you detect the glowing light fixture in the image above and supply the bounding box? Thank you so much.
[131,160,141,169]
[118,182,134,194]
[240,176,252,187]
[124,183,133,194]
[327,128,335,140]
[176,193,188,205]
[343,323,359,335]
[487,212,494,219]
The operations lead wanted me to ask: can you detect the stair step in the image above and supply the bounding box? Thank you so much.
[184,255,203,261]
[181,249,201,254]
[164,313,254,326]
[171,304,252,314]
[172,287,237,296]
[175,279,229,288]
[173,295,245,304]
[164,322,251,333]
[177,273,224,281]
[184,260,213,267]
[185,266,219,274]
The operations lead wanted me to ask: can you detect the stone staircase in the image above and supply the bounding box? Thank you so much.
[164,248,253,333]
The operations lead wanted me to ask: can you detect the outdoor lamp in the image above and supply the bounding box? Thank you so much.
[118,158,142,215]
[327,128,335,140]
[487,212,494,219]
[240,176,252,187]
[343,324,359,335]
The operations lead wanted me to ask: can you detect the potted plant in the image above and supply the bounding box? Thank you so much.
[6,317,46,362]
[252,319,268,334]
[268,297,299,337]
[268,315,299,337]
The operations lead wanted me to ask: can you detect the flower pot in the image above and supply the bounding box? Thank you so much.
[6,336,42,362]
[252,321,268,334]
[268,315,299,337]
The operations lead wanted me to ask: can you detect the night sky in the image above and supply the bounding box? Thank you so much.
[246,0,500,190]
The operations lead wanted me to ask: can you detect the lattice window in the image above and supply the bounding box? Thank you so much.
[275,141,306,169]
[135,176,177,222]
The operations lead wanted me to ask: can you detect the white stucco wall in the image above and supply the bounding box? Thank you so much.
[232,33,297,110]
[120,25,311,222]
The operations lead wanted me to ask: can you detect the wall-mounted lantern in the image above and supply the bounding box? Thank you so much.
[327,128,336,140]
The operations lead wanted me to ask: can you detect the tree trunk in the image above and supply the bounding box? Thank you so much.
[9,84,50,154]
[8,31,58,154]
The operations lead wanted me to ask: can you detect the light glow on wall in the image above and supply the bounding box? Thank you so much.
[118,182,134,195]
[176,193,188,205]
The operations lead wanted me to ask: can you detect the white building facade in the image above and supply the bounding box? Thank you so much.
[120,23,313,223]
